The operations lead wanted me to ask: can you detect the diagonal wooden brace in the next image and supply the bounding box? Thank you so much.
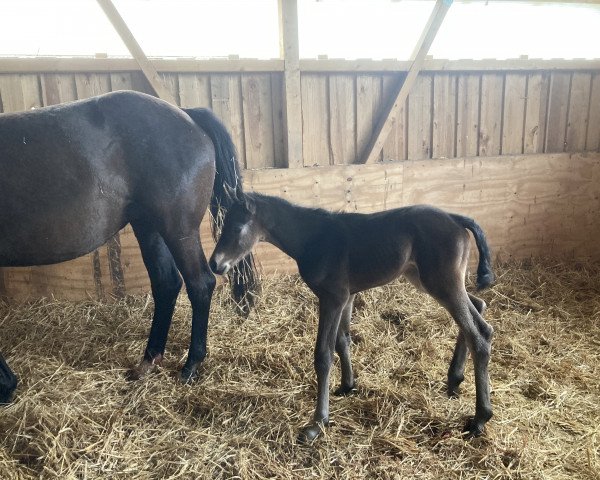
[359,0,452,164]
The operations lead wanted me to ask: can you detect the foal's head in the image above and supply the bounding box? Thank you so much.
[209,190,261,275]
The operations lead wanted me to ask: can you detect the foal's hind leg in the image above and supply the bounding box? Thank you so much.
[128,222,183,380]
[161,230,216,382]
[447,294,488,397]
[445,293,492,436]
[469,294,486,316]
[424,276,492,436]
[0,353,17,404]
[334,294,356,396]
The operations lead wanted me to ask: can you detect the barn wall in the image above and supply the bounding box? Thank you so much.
[0,60,599,299]
[3,67,599,167]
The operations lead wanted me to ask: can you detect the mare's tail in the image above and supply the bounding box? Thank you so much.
[449,214,495,290]
[183,107,258,314]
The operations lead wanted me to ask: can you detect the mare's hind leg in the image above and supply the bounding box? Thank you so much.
[160,230,216,382]
[447,294,488,397]
[128,222,183,380]
[334,294,356,396]
[0,352,17,404]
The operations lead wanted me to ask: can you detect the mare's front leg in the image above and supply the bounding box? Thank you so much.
[334,294,356,396]
[298,293,348,444]
[128,222,183,380]
[0,352,17,404]
[162,230,216,382]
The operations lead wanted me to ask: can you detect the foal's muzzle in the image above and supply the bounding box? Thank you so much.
[209,254,230,275]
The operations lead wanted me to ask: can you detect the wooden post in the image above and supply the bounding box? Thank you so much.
[278,0,304,168]
[359,0,452,164]
[96,0,177,105]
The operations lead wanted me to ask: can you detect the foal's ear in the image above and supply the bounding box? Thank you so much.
[224,183,246,205]
[223,183,237,203]
[242,193,256,214]
[235,183,245,203]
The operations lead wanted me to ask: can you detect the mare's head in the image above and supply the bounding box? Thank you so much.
[209,188,261,275]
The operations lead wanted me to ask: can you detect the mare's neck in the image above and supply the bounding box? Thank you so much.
[253,194,326,261]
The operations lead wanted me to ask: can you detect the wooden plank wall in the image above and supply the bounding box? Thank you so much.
[1,69,598,168]
[299,70,600,165]
[1,67,599,299]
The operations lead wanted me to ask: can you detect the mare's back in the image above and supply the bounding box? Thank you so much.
[0,91,208,266]
[0,91,203,199]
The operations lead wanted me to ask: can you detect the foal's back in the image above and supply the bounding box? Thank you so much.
[336,205,470,293]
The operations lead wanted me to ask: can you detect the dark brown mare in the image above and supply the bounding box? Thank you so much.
[209,189,495,443]
[0,90,257,403]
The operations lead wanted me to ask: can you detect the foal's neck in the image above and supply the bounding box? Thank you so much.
[252,194,328,260]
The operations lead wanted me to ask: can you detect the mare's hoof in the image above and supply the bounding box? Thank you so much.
[334,383,357,397]
[126,355,163,381]
[125,368,144,382]
[297,422,328,444]
[180,364,200,384]
[0,359,17,404]
[0,389,15,405]
[463,417,486,438]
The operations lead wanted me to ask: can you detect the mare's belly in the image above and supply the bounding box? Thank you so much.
[0,192,127,267]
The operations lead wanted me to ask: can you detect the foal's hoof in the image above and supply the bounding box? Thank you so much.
[447,383,461,399]
[334,383,357,397]
[126,355,163,381]
[297,422,328,445]
[463,417,486,438]
[447,375,464,398]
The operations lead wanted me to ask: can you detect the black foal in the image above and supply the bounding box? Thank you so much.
[209,189,495,443]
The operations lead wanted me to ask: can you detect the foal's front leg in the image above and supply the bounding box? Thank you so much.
[298,293,347,444]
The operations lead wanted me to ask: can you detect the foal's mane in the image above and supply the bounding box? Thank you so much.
[246,192,349,219]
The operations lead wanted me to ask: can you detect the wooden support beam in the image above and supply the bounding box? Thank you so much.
[96,0,177,104]
[278,0,304,168]
[359,0,452,164]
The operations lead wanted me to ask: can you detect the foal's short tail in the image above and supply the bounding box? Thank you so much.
[450,214,495,290]
[183,107,259,314]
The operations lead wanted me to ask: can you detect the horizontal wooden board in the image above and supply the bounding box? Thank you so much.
[2,57,600,74]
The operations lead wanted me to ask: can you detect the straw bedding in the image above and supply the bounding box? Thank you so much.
[0,260,599,479]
